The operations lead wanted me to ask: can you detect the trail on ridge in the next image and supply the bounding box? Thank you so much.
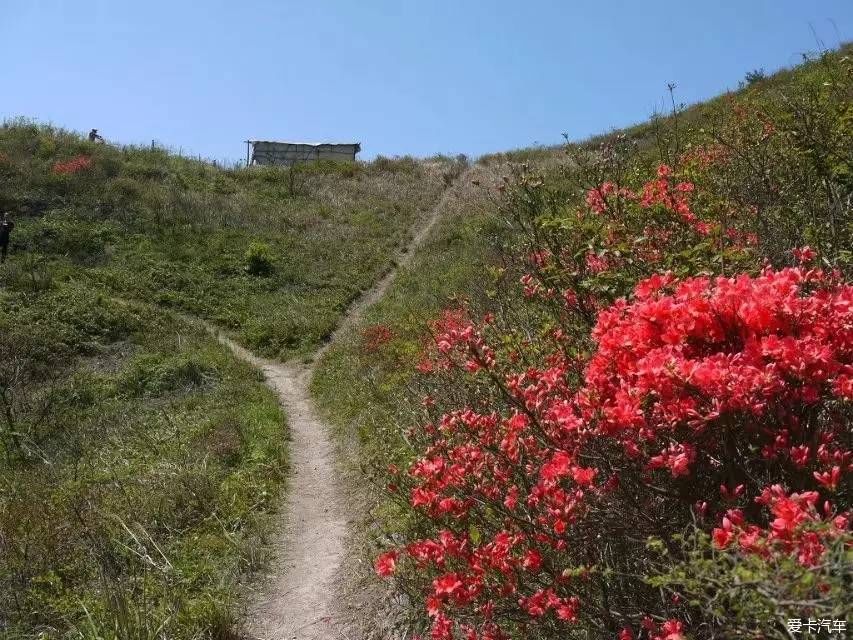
[213,172,470,640]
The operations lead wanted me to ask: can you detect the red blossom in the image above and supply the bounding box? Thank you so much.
[584,252,609,274]
[360,324,395,353]
[792,245,817,264]
[814,466,841,491]
[52,155,93,174]
[376,266,852,638]
[375,550,399,577]
[655,619,686,640]
[712,527,734,549]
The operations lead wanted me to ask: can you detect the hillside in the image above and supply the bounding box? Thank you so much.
[311,46,852,638]
[0,131,462,637]
[0,127,465,357]
[1,43,850,640]
[315,43,853,461]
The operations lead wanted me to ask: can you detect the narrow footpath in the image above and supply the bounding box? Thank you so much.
[214,174,468,640]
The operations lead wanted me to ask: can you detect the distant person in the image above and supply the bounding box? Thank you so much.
[0,213,14,263]
[88,128,104,143]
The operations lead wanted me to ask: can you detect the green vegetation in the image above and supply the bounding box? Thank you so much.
[311,45,852,637]
[311,161,506,463]
[0,125,459,358]
[647,529,851,637]
[1,42,848,639]
[0,286,285,637]
[0,124,458,637]
[316,43,853,467]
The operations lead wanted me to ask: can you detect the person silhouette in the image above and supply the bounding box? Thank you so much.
[0,212,15,263]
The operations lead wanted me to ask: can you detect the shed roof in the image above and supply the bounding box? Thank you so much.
[248,140,361,149]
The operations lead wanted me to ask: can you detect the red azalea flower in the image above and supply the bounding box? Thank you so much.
[375,550,398,577]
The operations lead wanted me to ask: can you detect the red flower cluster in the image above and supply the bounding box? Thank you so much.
[585,180,637,215]
[584,251,610,274]
[52,155,93,175]
[378,267,852,639]
[583,266,853,456]
[585,180,615,214]
[792,245,817,264]
[637,165,701,230]
[417,309,495,375]
[582,165,721,247]
[360,324,395,353]
[712,485,849,566]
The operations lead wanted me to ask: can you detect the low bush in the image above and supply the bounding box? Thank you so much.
[244,241,276,276]
[117,352,217,396]
[373,154,421,174]
[21,212,116,264]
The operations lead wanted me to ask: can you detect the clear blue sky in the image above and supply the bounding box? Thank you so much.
[3,1,851,162]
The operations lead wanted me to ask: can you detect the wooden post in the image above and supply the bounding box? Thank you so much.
[245,140,251,167]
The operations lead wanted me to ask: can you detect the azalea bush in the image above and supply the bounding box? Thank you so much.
[372,51,852,640]
[377,266,851,639]
[361,323,396,354]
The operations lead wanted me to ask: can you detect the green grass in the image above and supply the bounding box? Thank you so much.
[0,280,285,638]
[0,124,460,637]
[311,162,507,465]
[0,124,462,358]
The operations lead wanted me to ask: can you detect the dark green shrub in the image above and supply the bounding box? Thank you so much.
[118,353,216,397]
[244,241,275,276]
[648,528,852,639]
[744,67,767,85]
[0,254,55,292]
[24,214,115,264]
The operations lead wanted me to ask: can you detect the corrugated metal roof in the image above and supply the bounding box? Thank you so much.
[248,140,360,147]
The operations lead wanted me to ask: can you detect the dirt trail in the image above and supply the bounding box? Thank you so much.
[316,171,465,360]
[212,175,468,640]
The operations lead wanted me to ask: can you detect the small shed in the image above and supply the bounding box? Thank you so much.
[245,140,361,166]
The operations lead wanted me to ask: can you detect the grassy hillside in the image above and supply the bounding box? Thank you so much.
[314,43,852,457]
[311,160,505,459]
[1,42,848,639]
[310,45,852,637]
[0,124,464,357]
[0,290,285,637]
[0,125,461,637]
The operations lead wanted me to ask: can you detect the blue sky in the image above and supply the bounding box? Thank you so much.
[3,1,851,162]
